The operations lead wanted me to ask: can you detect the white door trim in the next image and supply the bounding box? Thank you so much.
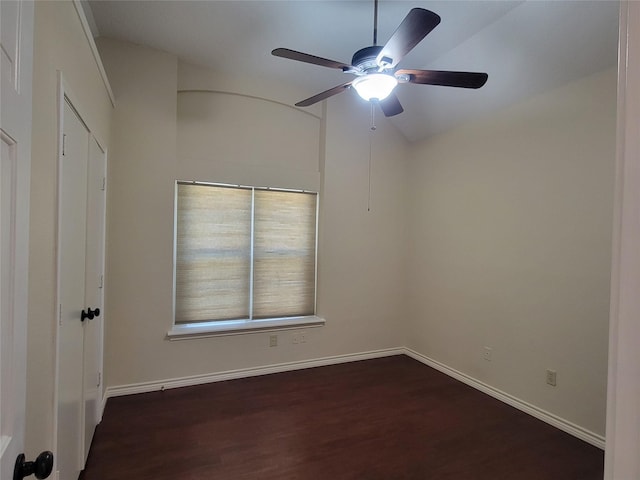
[604,2,640,478]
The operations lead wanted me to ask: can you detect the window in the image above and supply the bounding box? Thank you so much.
[170,182,322,337]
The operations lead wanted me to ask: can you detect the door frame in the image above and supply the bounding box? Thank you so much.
[53,72,107,472]
[604,2,640,478]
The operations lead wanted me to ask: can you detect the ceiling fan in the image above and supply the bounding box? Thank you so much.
[272,1,488,117]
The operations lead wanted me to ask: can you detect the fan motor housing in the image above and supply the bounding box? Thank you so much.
[351,45,384,72]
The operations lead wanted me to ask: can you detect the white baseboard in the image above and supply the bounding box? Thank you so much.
[101,346,605,450]
[104,347,404,399]
[403,348,606,450]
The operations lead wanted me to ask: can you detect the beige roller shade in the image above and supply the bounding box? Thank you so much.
[175,183,251,323]
[253,190,317,319]
[175,182,317,324]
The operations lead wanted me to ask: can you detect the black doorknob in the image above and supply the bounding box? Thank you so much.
[13,451,54,480]
[81,307,100,322]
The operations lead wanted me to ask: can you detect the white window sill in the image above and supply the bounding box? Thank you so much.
[167,315,325,340]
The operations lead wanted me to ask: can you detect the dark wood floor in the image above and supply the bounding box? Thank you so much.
[80,355,603,480]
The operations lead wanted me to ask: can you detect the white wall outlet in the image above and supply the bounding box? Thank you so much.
[292,331,306,344]
[546,369,557,386]
[269,334,278,347]
[483,346,492,361]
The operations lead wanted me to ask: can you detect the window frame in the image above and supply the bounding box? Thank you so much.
[168,180,324,340]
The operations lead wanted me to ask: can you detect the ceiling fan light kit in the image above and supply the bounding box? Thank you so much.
[352,74,398,101]
[272,2,488,117]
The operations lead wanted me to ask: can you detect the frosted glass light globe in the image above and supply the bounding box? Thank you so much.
[352,74,398,101]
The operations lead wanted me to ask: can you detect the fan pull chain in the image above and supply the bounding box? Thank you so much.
[368,102,376,212]
[368,130,372,212]
[370,101,377,131]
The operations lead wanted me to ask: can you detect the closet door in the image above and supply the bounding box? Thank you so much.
[83,136,106,462]
[56,98,89,480]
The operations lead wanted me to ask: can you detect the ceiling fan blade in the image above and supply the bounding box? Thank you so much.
[272,48,351,70]
[378,93,404,117]
[295,82,353,107]
[376,8,441,69]
[397,69,488,89]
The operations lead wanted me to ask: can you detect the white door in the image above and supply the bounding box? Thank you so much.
[56,100,90,480]
[82,137,106,462]
[0,1,36,479]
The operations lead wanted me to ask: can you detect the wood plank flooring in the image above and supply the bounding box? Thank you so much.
[80,355,603,479]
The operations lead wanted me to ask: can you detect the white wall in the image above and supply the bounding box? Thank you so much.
[97,38,407,388]
[406,68,617,437]
[26,0,112,458]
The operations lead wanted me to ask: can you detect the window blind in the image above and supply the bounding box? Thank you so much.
[174,182,317,324]
[175,184,251,323]
[253,189,317,319]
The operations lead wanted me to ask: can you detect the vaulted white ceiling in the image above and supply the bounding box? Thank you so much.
[87,0,619,142]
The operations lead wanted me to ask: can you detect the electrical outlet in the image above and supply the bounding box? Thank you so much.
[269,335,278,347]
[292,331,307,344]
[546,369,557,386]
[483,346,492,361]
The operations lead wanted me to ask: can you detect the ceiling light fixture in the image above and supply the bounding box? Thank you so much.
[352,74,398,101]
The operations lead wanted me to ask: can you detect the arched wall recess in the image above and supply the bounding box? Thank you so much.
[176,90,321,192]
